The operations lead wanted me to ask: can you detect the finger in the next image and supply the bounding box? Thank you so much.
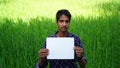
[76,52,82,57]
[76,51,83,55]
[38,48,49,57]
[74,46,82,50]
[75,49,83,55]
[40,53,48,56]
[74,46,78,50]
[40,54,47,57]
[75,49,83,54]
[40,50,48,54]
[39,50,49,55]
[76,50,82,53]
[40,52,49,57]
[77,54,82,57]
[39,48,49,53]
[75,50,83,54]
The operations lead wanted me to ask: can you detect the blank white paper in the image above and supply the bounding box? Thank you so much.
[46,37,74,59]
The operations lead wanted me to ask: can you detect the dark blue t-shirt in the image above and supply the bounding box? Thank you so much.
[36,31,86,68]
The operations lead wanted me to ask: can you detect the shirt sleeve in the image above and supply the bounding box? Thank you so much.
[75,36,83,48]
[36,62,40,68]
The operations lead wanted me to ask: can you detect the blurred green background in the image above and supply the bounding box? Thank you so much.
[0,0,120,68]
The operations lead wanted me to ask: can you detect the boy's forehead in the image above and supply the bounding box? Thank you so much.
[59,15,69,19]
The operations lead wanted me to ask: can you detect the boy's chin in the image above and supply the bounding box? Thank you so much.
[61,30,68,32]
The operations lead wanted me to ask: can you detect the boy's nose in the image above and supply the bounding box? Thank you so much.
[63,22,66,26]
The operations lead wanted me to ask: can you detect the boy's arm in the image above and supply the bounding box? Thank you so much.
[38,48,49,68]
[78,57,87,68]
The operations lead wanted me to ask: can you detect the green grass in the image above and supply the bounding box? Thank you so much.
[0,0,120,68]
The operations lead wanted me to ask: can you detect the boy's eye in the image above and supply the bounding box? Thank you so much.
[59,20,64,22]
[65,20,69,22]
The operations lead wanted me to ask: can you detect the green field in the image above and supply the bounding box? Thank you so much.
[0,0,120,68]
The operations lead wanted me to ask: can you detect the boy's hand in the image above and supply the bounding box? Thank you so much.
[74,46,83,58]
[39,48,49,58]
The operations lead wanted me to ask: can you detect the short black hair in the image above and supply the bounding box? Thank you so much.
[56,9,72,22]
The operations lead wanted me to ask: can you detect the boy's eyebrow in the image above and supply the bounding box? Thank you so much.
[59,20,70,22]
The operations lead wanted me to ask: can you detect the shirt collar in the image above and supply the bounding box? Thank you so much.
[53,31,72,37]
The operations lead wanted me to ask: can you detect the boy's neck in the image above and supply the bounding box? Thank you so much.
[56,31,68,37]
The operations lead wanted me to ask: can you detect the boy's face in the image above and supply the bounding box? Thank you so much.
[57,14,70,32]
